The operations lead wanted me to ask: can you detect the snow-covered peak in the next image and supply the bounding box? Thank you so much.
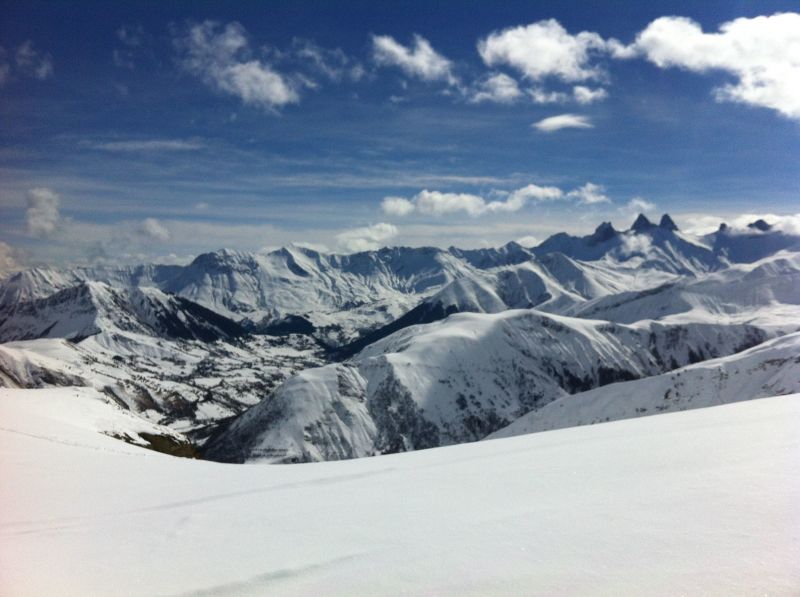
[0,281,246,344]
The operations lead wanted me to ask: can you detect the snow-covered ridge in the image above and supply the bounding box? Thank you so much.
[488,330,800,439]
[0,280,246,343]
[205,309,768,463]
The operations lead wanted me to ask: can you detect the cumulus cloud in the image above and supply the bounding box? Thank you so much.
[566,182,610,204]
[174,21,299,110]
[336,222,398,252]
[381,196,416,216]
[382,183,565,217]
[478,20,609,83]
[573,85,608,104]
[469,72,523,103]
[372,34,456,84]
[618,13,800,119]
[138,218,170,242]
[533,113,593,132]
[26,187,60,237]
[413,190,487,216]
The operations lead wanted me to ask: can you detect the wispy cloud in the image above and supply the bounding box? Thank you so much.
[0,241,25,278]
[372,34,457,85]
[25,187,60,237]
[137,217,170,241]
[85,139,205,152]
[15,40,53,80]
[566,182,610,204]
[0,40,53,85]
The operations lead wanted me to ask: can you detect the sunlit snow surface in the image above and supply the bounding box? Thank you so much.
[1,388,798,596]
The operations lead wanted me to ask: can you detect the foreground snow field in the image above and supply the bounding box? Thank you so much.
[2,389,798,596]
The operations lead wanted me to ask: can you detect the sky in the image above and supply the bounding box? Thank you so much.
[1,0,799,270]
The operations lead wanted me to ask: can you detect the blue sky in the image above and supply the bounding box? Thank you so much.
[1,0,799,268]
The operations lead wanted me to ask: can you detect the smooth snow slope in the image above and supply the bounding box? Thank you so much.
[2,390,798,596]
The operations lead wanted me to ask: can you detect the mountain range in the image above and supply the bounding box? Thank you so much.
[1,213,798,460]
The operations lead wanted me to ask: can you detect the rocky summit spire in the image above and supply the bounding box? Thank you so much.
[747,219,772,232]
[631,213,655,232]
[588,221,617,244]
[659,214,679,231]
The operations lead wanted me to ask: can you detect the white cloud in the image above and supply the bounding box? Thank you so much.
[515,235,539,247]
[336,222,398,252]
[414,190,487,216]
[566,182,610,204]
[528,88,570,104]
[620,233,653,256]
[675,213,800,236]
[372,34,456,84]
[469,73,522,103]
[15,40,53,80]
[533,113,593,132]
[625,197,657,213]
[382,183,564,217]
[288,241,330,253]
[0,241,24,278]
[87,139,204,152]
[478,20,609,82]
[194,202,210,211]
[175,21,299,110]
[381,196,416,216]
[26,187,60,237]
[573,85,608,104]
[620,13,800,119]
[138,218,170,242]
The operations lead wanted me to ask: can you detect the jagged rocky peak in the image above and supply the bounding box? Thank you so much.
[588,221,617,244]
[748,219,772,232]
[659,214,679,231]
[718,222,729,233]
[630,213,655,232]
